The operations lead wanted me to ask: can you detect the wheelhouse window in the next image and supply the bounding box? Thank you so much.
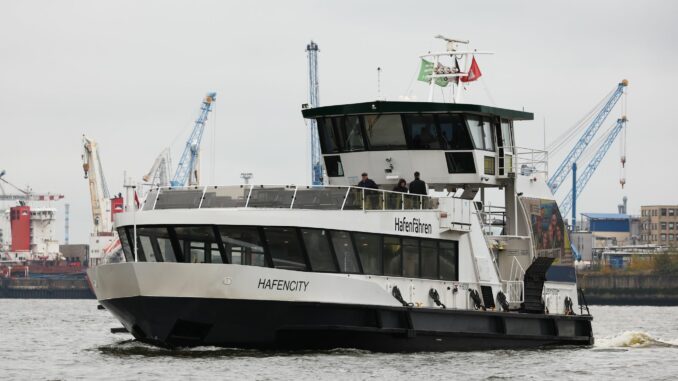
[403,114,440,149]
[323,155,344,177]
[300,228,337,272]
[263,227,308,271]
[467,116,495,151]
[336,116,366,152]
[445,152,476,174]
[484,156,496,176]
[438,114,473,150]
[364,114,407,149]
[499,120,513,149]
[317,117,340,153]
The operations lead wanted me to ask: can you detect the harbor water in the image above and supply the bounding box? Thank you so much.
[1,300,676,380]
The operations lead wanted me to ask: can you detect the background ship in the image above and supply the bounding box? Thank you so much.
[0,171,94,298]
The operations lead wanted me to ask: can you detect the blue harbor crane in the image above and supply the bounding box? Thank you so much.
[559,116,627,219]
[170,92,217,187]
[306,41,323,186]
[547,80,627,193]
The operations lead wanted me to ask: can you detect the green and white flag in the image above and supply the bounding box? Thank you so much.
[417,59,449,87]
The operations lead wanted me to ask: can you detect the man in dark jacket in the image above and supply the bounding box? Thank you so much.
[409,171,427,195]
[357,172,378,189]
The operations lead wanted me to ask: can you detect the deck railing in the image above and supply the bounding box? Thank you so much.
[142,185,445,212]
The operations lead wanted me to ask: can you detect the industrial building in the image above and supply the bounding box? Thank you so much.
[571,212,642,264]
[640,205,678,247]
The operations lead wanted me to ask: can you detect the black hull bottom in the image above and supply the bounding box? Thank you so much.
[102,296,594,352]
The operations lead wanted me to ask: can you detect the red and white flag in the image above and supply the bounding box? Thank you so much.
[460,57,482,82]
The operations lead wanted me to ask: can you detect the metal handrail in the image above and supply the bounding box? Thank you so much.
[147,184,445,212]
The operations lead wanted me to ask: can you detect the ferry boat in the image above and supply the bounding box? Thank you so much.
[89,38,593,351]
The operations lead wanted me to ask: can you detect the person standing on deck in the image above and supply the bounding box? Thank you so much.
[409,172,427,195]
[392,179,408,193]
[357,173,378,189]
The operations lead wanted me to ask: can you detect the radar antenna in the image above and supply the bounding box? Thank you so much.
[434,35,469,52]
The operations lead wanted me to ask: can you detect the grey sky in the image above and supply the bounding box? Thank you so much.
[1,0,676,244]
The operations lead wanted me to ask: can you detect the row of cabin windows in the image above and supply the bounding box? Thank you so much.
[316,113,513,154]
[117,225,458,280]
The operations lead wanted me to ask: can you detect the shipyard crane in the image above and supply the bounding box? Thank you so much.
[81,135,112,233]
[170,92,217,187]
[306,41,323,186]
[143,148,172,188]
[547,80,627,193]
[559,116,628,217]
[0,170,65,202]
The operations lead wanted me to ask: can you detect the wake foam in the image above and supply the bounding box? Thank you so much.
[596,331,678,348]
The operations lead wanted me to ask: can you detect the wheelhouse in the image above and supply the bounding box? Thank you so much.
[302,101,533,192]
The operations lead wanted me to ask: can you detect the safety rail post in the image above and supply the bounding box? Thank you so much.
[290,185,298,209]
[197,185,208,209]
[401,193,405,210]
[340,187,350,210]
[362,188,365,210]
[244,185,254,207]
[151,187,161,210]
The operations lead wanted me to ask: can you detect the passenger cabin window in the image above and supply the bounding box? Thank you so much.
[117,227,134,262]
[467,116,495,151]
[219,226,266,266]
[353,232,382,275]
[438,114,474,150]
[439,241,458,280]
[120,225,459,281]
[300,228,337,272]
[403,115,440,149]
[364,114,407,149]
[330,230,360,273]
[383,236,402,276]
[402,238,419,277]
[263,227,308,271]
[420,239,438,279]
[174,226,218,263]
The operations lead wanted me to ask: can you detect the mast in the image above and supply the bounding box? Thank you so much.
[420,36,493,103]
[306,41,323,185]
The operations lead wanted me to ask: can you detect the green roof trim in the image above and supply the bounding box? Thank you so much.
[301,101,534,121]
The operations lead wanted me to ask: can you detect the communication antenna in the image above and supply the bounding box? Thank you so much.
[240,172,253,185]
